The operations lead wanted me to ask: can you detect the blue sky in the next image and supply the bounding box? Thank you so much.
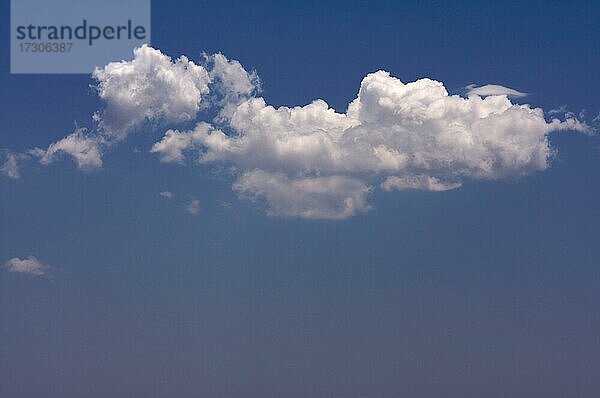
[1,1,600,397]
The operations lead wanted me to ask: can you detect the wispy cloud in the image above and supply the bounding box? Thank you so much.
[186,198,201,215]
[159,191,173,199]
[466,84,527,98]
[549,105,568,116]
[1,152,20,179]
[35,127,104,170]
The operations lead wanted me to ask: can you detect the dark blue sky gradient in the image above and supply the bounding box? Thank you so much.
[1,1,600,397]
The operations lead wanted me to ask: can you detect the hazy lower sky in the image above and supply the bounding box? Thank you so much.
[2,1,600,397]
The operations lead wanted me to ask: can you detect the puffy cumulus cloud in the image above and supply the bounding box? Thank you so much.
[208,53,259,101]
[233,170,371,219]
[93,44,211,139]
[466,84,527,98]
[150,122,215,164]
[36,128,104,170]
[4,256,48,276]
[344,72,589,178]
[159,191,173,199]
[202,52,261,122]
[13,47,258,173]
[3,46,591,219]
[151,100,357,171]
[153,70,589,219]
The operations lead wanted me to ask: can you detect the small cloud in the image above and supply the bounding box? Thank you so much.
[4,256,49,276]
[37,128,104,170]
[217,200,232,208]
[381,175,461,192]
[159,191,173,199]
[186,198,201,215]
[466,84,527,98]
[1,153,20,179]
[548,105,568,116]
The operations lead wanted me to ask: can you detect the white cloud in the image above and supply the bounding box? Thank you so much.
[159,191,173,199]
[186,198,201,215]
[150,122,213,164]
[19,47,259,173]
[548,105,568,116]
[466,84,527,98]
[233,170,371,219]
[381,175,461,192]
[93,44,211,139]
[1,152,20,179]
[36,128,104,170]
[217,200,232,208]
[3,46,592,219]
[153,69,589,219]
[12,46,213,172]
[208,53,259,99]
[4,256,48,276]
